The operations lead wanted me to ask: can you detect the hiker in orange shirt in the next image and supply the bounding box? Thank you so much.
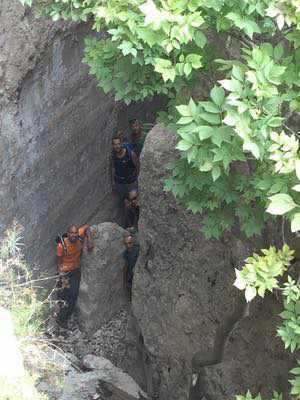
[56,224,93,327]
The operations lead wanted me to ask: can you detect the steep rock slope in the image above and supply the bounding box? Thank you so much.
[0,1,118,274]
[133,125,295,399]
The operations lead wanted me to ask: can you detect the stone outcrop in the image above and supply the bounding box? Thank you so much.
[133,125,295,399]
[47,354,147,400]
[78,223,128,334]
[82,354,148,400]
[196,293,296,399]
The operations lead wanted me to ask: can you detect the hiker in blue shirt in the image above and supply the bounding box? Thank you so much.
[111,136,139,222]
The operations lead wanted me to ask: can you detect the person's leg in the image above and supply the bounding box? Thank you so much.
[124,205,132,229]
[67,268,81,317]
[73,268,81,306]
[57,290,69,325]
[56,275,70,326]
[115,181,127,225]
[127,268,133,302]
[115,182,126,206]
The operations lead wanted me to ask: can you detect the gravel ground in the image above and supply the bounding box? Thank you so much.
[48,307,130,370]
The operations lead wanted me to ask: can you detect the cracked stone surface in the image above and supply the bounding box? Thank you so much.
[78,223,128,334]
[0,1,118,276]
[132,125,296,400]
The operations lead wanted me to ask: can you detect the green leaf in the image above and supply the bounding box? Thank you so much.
[198,101,220,113]
[219,79,242,93]
[188,98,198,116]
[178,116,194,124]
[268,117,283,127]
[186,54,202,69]
[295,160,300,180]
[291,213,300,232]
[226,12,244,28]
[212,165,221,181]
[274,43,284,60]
[154,58,172,72]
[199,161,213,172]
[267,194,297,216]
[194,31,207,48]
[212,126,232,147]
[162,68,176,82]
[293,184,300,192]
[184,63,192,76]
[290,367,300,375]
[199,112,220,125]
[295,300,300,314]
[245,285,257,302]
[198,126,214,140]
[232,65,244,82]
[210,86,225,107]
[243,141,260,159]
[243,19,261,39]
[286,31,300,49]
[176,105,191,117]
[176,140,193,151]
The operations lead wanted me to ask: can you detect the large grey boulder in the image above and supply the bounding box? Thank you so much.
[78,222,128,334]
[60,355,148,400]
[60,370,100,400]
[83,354,148,400]
[133,125,295,399]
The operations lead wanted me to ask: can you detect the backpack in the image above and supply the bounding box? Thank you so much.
[55,233,84,256]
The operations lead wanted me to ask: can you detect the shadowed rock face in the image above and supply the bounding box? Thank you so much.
[17,24,118,273]
[0,2,118,275]
[133,125,295,400]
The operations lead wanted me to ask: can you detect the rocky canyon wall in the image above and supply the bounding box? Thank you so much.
[1,3,296,399]
[133,125,296,399]
[0,1,119,274]
[0,1,166,275]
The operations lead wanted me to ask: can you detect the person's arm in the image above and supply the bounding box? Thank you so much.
[57,243,64,273]
[79,225,93,252]
[131,150,140,176]
[86,226,93,252]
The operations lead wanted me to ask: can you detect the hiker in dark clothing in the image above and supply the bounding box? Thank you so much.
[128,119,147,157]
[124,189,140,230]
[123,234,139,302]
[112,136,139,219]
